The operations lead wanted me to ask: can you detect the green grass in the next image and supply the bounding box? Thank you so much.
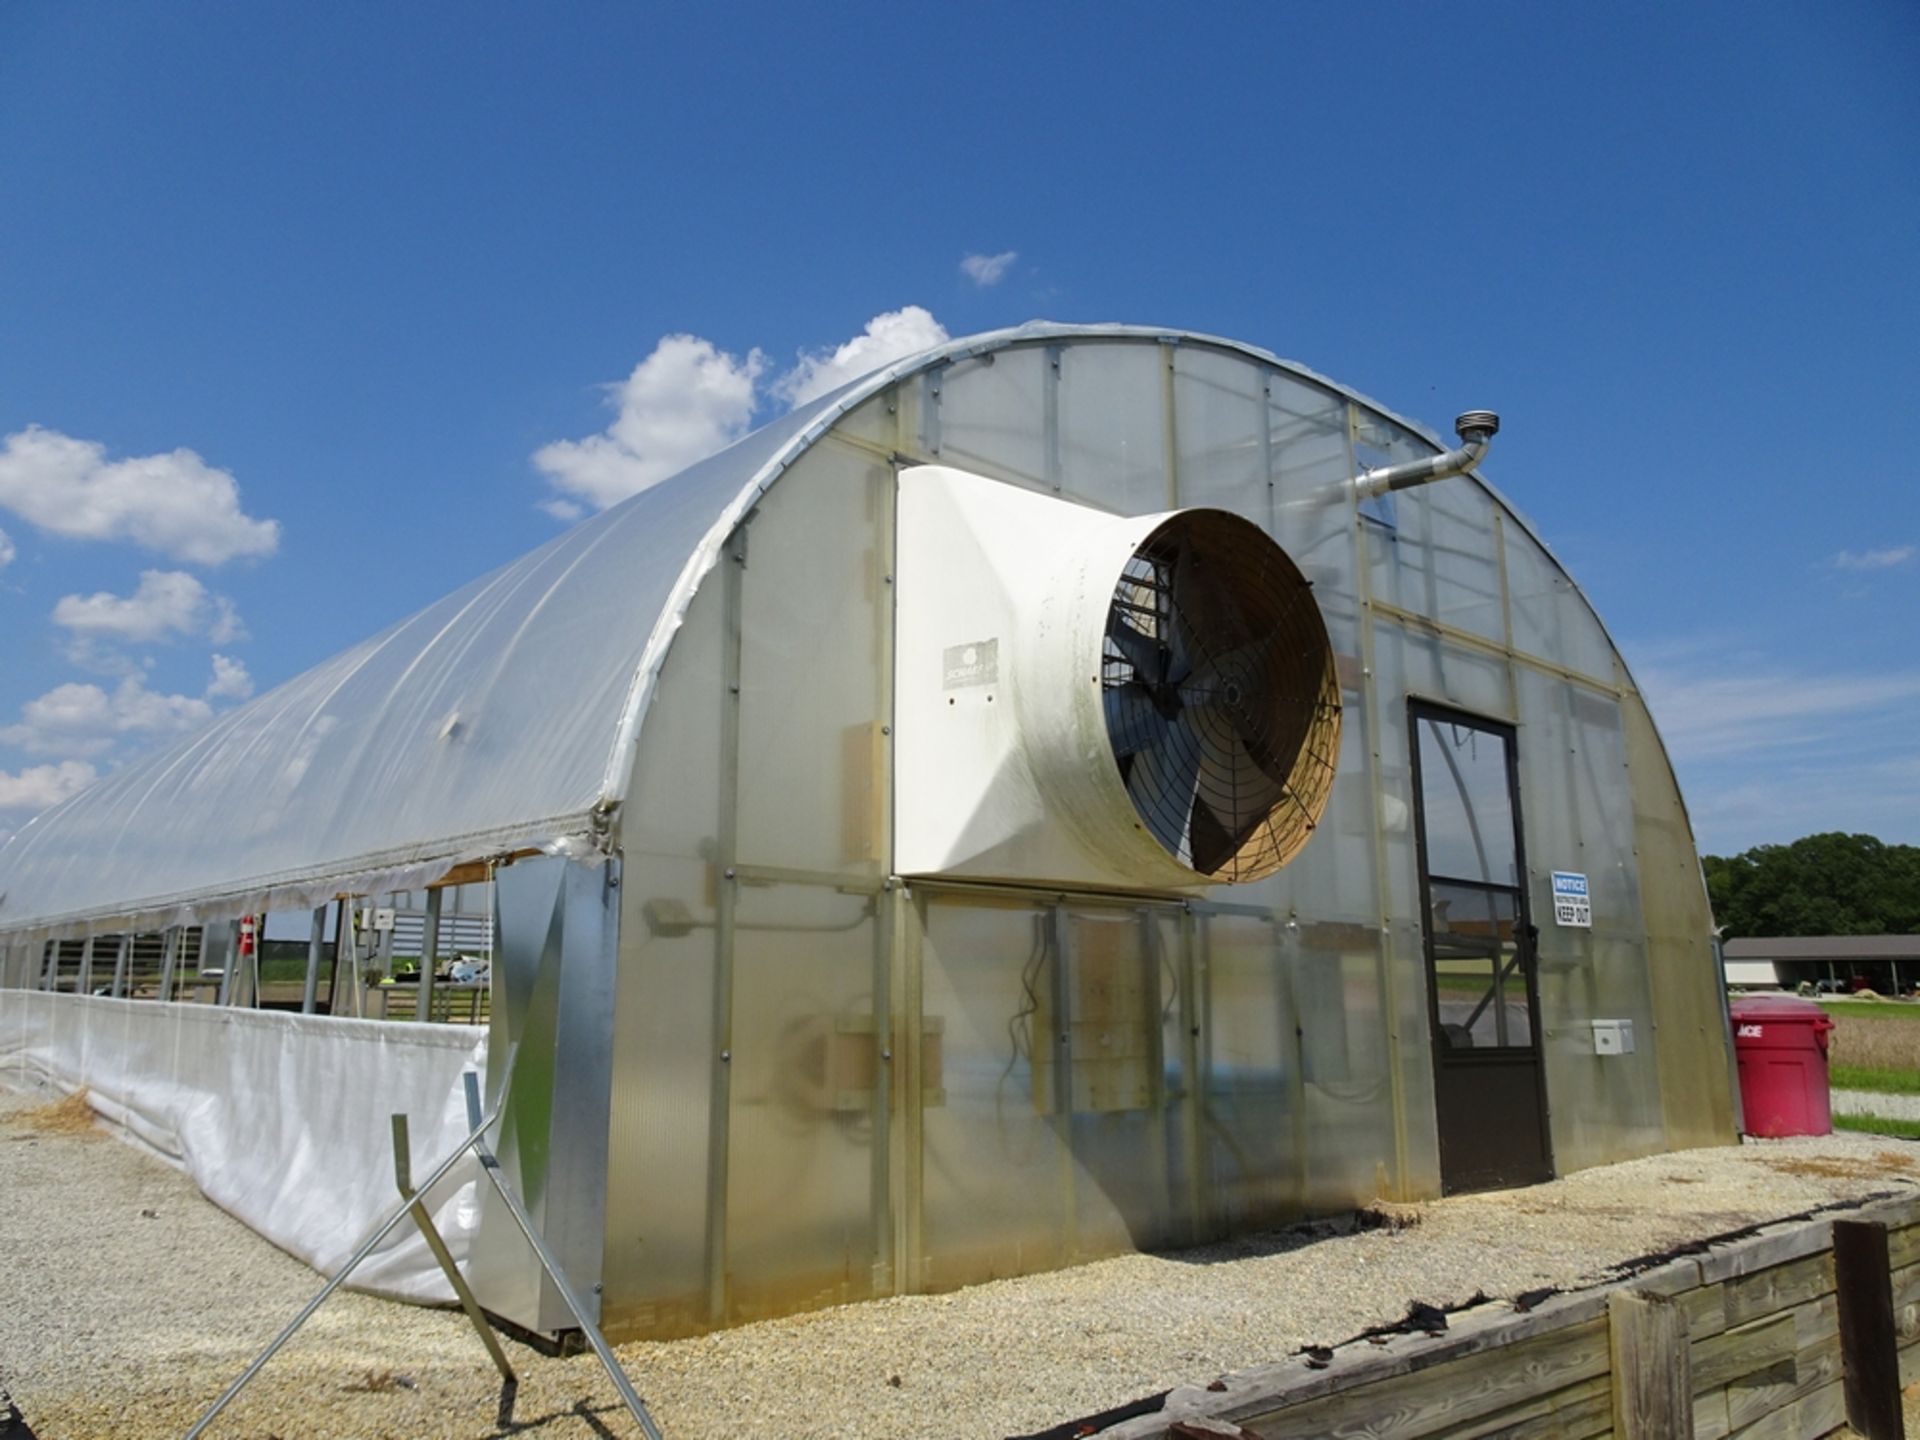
[1816,1000,1920,1022]
[1834,1113,1920,1141]
[1830,1063,1920,1095]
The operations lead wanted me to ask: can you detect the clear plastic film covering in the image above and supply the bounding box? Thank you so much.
[0,394,845,938]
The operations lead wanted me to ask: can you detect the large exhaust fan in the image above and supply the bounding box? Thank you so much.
[1101,510,1336,882]
[894,465,1341,891]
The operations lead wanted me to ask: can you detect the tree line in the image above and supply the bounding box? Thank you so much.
[1704,832,1920,939]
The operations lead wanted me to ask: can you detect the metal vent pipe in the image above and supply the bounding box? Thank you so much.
[1352,410,1500,501]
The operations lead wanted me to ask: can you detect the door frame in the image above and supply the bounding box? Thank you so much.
[1406,699,1554,1191]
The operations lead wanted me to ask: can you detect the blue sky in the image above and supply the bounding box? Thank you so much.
[1,2,1915,858]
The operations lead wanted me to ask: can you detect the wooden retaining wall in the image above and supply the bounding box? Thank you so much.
[1100,1193,1920,1440]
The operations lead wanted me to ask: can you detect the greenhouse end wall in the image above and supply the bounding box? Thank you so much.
[587,333,1735,1341]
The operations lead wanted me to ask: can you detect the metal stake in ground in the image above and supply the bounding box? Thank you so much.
[391,1112,518,1425]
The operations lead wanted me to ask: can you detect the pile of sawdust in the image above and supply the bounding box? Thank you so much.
[11,1089,102,1139]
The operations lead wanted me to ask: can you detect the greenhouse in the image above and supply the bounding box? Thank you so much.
[0,322,1737,1343]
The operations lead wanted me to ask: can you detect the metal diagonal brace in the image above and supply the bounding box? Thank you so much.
[182,1046,521,1440]
[391,1112,518,1424]
[460,1070,665,1440]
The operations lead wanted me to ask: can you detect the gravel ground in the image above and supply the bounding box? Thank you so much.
[4,1080,1918,1440]
[1834,1086,1920,1120]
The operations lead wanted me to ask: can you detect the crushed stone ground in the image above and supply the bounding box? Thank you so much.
[2,1080,1916,1439]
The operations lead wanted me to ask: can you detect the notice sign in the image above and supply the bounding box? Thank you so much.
[1551,871,1592,928]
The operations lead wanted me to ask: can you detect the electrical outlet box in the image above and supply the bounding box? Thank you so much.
[1592,1018,1636,1056]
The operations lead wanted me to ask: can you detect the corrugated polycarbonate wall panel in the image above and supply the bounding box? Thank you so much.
[724,882,884,1324]
[1622,688,1738,1149]
[603,575,727,1340]
[917,891,1071,1289]
[1516,669,1667,1172]
[734,441,893,880]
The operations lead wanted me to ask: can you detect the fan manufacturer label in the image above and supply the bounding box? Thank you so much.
[1551,870,1592,928]
[942,638,998,689]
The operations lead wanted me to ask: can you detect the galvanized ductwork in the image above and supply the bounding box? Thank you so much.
[1352,409,1501,500]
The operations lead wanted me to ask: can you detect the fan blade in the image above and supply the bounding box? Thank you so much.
[1162,541,1198,685]
[1125,709,1207,857]
[1169,532,1256,659]
[1187,713,1291,874]
[1105,607,1164,680]
[1179,632,1304,784]
[1103,681,1171,758]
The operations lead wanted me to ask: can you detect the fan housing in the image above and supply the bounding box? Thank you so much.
[893,464,1340,891]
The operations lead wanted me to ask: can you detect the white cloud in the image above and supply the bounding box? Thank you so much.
[0,760,98,813]
[207,653,254,700]
[52,569,244,645]
[0,425,279,565]
[0,674,217,757]
[1632,648,1920,852]
[0,526,14,570]
[960,251,1018,287]
[532,335,767,510]
[1833,545,1915,572]
[773,306,950,408]
[1637,663,1920,762]
[533,309,952,514]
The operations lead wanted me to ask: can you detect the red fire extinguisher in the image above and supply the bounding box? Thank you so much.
[238,914,257,960]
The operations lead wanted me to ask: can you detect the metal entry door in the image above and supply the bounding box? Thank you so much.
[1409,704,1553,1193]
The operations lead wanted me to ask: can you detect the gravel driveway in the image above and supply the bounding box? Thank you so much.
[3,1080,1917,1440]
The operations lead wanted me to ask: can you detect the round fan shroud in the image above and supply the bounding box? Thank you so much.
[1100,510,1341,883]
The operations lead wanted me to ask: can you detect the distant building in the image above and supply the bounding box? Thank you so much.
[1723,935,1920,994]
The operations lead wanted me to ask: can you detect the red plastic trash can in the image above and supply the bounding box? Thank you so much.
[1729,995,1835,1137]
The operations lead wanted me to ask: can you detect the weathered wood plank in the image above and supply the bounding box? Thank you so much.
[1725,1334,1842,1433]
[1694,1385,1732,1440]
[1700,1225,1840,1286]
[1884,1220,1920,1273]
[1420,1373,1611,1440]
[1899,1338,1920,1388]
[1685,1281,1732,1342]
[1610,1291,1691,1440]
[1723,1253,1836,1328]
[1691,1311,1798,1394]
[1236,1318,1611,1440]
[1722,1378,1845,1440]
[1892,1262,1920,1342]
[1166,1293,1611,1432]
[1833,1219,1906,1440]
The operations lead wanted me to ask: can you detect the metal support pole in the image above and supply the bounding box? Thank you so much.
[78,937,95,996]
[302,907,326,1015]
[108,935,130,998]
[158,929,179,1004]
[392,1113,518,1423]
[216,921,240,1006]
[461,1072,664,1440]
[327,897,350,1014]
[42,939,58,991]
[421,887,444,1023]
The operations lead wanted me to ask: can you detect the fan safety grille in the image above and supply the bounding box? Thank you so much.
[1101,511,1341,882]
